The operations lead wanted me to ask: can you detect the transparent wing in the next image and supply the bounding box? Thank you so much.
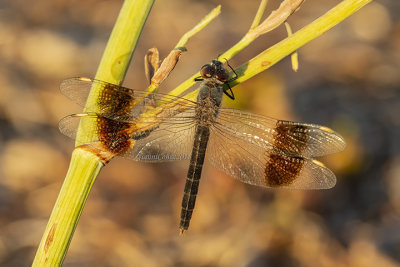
[58,109,197,162]
[59,113,99,144]
[60,77,93,107]
[216,108,346,158]
[124,109,196,162]
[60,77,197,121]
[59,77,200,160]
[207,123,336,189]
[59,112,148,151]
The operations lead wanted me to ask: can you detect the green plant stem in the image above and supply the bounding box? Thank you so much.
[168,0,373,97]
[250,0,268,30]
[32,149,102,266]
[231,0,374,86]
[32,0,154,265]
[147,6,221,95]
[175,5,221,48]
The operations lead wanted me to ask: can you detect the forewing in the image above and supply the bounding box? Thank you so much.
[60,77,197,121]
[216,109,346,158]
[60,77,92,107]
[207,123,336,189]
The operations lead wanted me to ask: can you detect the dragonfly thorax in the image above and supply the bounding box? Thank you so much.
[195,83,223,126]
[197,81,223,106]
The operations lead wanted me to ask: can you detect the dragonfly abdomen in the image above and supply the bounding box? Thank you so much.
[180,125,210,233]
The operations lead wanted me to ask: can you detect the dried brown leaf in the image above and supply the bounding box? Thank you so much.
[248,0,305,38]
[144,48,160,85]
[151,47,186,87]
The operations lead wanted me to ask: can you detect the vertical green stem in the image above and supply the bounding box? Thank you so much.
[32,149,103,266]
[32,0,154,265]
[94,0,153,84]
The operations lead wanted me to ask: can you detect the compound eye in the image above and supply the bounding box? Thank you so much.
[215,68,229,82]
[212,60,222,67]
[200,64,215,79]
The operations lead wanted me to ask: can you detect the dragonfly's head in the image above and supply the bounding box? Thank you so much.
[200,60,229,83]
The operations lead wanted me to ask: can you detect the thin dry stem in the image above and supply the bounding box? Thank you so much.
[284,22,299,72]
[250,0,269,29]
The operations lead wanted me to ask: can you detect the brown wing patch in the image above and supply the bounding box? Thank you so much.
[97,82,136,117]
[264,121,310,186]
[94,82,146,157]
[273,121,310,153]
[97,116,136,155]
[265,154,305,186]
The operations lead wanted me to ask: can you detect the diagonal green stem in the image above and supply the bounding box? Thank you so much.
[230,0,374,86]
[32,149,103,266]
[168,0,373,98]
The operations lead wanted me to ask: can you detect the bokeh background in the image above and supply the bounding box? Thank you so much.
[0,0,399,266]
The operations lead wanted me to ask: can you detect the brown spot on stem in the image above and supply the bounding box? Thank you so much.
[44,223,57,253]
[261,61,271,67]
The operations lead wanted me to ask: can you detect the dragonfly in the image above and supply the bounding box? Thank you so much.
[59,60,346,233]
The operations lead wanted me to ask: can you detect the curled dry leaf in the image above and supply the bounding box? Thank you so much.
[248,0,305,39]
[144,48,160,84]
[151,47,187,87]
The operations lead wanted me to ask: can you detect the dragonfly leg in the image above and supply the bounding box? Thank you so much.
[223,84,235,100]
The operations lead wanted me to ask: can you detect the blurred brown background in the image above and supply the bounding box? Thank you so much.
[0,0,399,266]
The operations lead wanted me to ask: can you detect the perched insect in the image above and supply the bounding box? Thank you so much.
[59,60,346,233]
